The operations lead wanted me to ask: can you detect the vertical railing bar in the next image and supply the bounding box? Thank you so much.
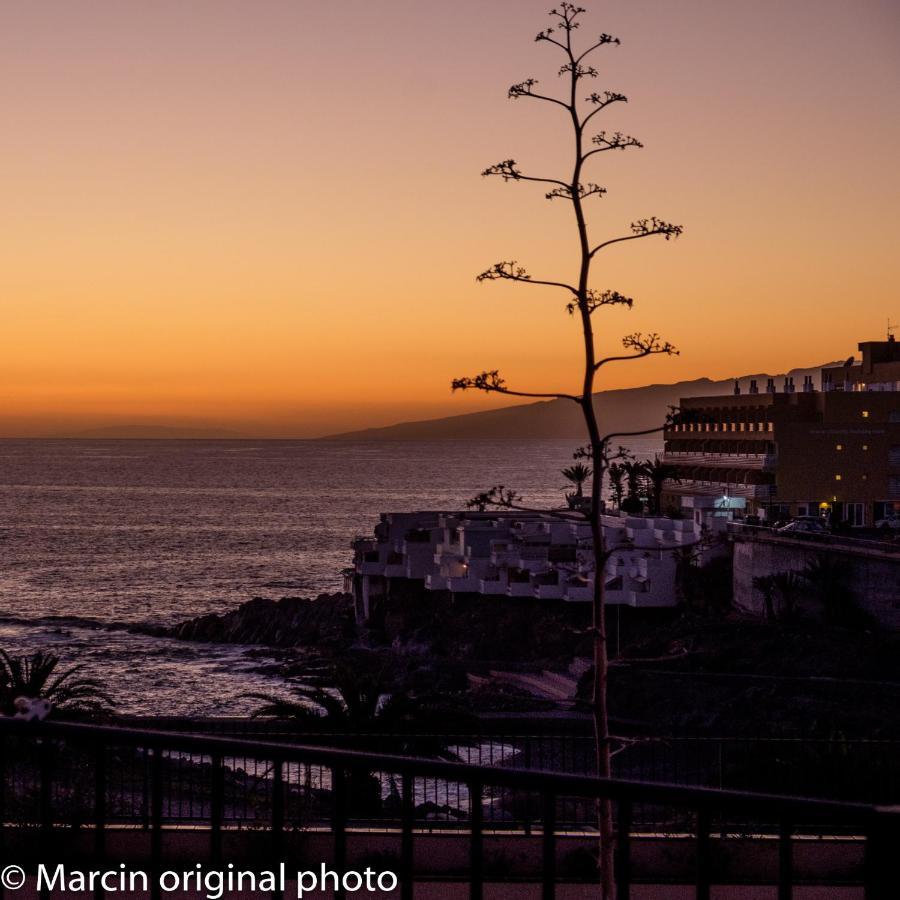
[778,819,792,900]
[865,809,900,900]
[541,791,556,900]
[271,758,284,900]
[142,747,151,830]
[0,737,6,900]
[39,738,52,839]
[333,767,347,900]
[696,807,711,900]
[615,798,632,900]
[401,773,414,900]
[210,754,224,866]
[150,748,163,900]
[94,742,107,900]
[864,816,882,900]
[38,738,52,900]
[470,781,483,900]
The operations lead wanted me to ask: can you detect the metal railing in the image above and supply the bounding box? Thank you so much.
[1,718,898,899]
[113,718,900,806]
[728,522,900,554]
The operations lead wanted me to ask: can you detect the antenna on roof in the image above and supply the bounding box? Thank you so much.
[889,318,897,343]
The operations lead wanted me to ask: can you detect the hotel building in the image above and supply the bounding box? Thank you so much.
[661,337,900,527]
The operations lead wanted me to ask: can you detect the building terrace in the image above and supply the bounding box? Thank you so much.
[347,509,715,622]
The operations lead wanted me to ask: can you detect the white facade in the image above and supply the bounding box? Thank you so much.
[348,509,707,621]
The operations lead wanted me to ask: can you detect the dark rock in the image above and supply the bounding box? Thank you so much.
[147,593,355,649]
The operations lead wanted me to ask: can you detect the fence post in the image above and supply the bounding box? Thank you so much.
[0,738,5,900]
[777,819,792,900]
[696,807,711,900]
[400,773,414,900]
[150,748,163,900]
[469,781,484,900]
[94,743,107,900]
[615,799,632,900]
[271,759,284,900]
[210,754,224,866]
[541,791,556,900]
[332,767,347,900]
[865,806,900,900]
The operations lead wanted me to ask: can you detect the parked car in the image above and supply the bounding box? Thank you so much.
[875,514,900,530]
[777,517,828,534]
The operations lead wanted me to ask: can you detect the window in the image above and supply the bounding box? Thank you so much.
[862,444,869,451]
[836,444,843,451]
[835,474,842,481]
[846,503,866,527]
[862,410,869,418]
[890,476,900,500]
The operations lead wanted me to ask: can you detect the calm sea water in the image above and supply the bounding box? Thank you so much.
[0,438,659,714]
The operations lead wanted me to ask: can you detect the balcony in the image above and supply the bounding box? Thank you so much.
[479,575,508,595]
[448,575,481,593]
[0,718,895,898]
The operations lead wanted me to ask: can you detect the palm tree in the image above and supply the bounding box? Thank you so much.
[642,455,679,515]
[0,650,114,717]
[249,662,473,744]
[562,463,592,510]
[770,572,804,620]
[607,463,626,510]
[250,663,392,729]
[620,460,646,514]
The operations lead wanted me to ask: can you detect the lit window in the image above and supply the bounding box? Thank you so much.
[862,444,869,451]
[834,475,842,481]
[862,411,869,418]
[862,474,868,481]
[836,444,843,451]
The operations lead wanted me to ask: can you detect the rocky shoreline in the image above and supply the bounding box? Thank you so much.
[143,593,355,650]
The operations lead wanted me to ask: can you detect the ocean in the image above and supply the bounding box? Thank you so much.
[0,437,660,714]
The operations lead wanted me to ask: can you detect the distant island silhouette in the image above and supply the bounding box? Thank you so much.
[51,424,246,440]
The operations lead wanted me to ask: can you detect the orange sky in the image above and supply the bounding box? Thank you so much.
[2,0,899,437]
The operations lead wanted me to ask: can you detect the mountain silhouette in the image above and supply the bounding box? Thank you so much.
[323,364,836,441]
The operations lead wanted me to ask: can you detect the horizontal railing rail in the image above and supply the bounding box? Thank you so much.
[727,522,900,554]
[110,719,900,807]
[1,718,898,899]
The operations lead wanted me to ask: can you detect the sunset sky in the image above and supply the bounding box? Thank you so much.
[2,0,899,437]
